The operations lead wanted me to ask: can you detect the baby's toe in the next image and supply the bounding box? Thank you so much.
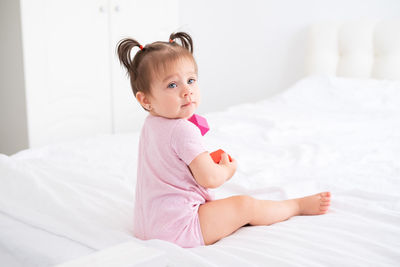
[320,192,331,201]
[321,198,330,204]
[320,192,331,198]
[320,207,329,212]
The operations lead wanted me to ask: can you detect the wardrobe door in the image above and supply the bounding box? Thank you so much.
[20,0,112,147]
[109,0,179,133]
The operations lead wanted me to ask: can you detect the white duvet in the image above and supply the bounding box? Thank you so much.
[0,75,399,266]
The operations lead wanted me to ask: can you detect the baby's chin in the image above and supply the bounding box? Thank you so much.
[156,102,198,119]
[179,102,198,119]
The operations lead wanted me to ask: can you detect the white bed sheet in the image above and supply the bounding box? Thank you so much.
[1,75,399,266]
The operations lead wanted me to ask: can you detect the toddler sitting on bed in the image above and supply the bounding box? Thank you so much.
[117,32,331,248]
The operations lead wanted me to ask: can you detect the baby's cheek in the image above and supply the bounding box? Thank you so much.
[195,92,201,106]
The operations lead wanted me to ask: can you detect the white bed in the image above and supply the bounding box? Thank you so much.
[1,75,400,266]
[2,20,400,266]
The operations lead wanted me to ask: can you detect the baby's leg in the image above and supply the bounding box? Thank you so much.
[198,192,331,245]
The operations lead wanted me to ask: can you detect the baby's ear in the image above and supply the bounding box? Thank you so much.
[136,91,151,109]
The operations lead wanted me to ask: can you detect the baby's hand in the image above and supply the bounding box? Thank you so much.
[219,153,237,181]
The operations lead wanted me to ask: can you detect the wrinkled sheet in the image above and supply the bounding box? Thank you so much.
[1,75,399,266]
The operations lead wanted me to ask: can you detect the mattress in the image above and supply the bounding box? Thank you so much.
[1,75,399,266]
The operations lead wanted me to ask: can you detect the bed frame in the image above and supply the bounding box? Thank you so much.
[305,19,400,80]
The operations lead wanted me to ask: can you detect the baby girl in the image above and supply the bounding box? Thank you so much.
[117,32,331,248]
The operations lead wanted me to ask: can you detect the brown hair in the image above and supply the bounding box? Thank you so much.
[116,32,197,104]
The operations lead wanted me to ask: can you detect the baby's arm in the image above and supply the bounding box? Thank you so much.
[189,152,237,189]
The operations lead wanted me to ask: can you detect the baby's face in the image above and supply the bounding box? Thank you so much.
[147,58,200,119]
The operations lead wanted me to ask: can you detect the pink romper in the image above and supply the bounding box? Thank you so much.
[133,114,213,248]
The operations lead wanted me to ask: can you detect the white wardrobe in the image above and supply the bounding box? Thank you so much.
[1,0,179,154]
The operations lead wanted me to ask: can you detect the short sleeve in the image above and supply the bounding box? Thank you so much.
[171,119,207,165]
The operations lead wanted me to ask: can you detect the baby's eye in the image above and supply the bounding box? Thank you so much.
[188,78,196,84]
[167,83,177,88]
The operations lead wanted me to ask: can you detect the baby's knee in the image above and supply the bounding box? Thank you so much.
[235,195,256,218]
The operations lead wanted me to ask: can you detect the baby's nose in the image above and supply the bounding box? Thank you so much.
[182,86,192,97]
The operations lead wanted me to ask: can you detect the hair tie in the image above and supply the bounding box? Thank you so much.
[169,39,174,43]
[139,45,143,50]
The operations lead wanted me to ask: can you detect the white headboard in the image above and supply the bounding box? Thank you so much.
[305,20,400,80]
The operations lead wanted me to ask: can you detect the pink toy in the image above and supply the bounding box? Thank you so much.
[188,114,209,136]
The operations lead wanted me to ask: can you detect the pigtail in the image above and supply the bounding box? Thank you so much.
[169,32,193,54]
[116,38,143,72]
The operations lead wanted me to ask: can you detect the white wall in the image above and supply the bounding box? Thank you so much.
[178,0,400,113]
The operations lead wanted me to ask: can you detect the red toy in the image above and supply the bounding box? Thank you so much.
[210,149,232,164]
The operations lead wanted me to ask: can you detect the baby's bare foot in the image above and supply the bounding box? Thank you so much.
[297,192,331,215]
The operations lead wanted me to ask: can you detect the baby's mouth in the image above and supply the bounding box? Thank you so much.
[182,101,195,107]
